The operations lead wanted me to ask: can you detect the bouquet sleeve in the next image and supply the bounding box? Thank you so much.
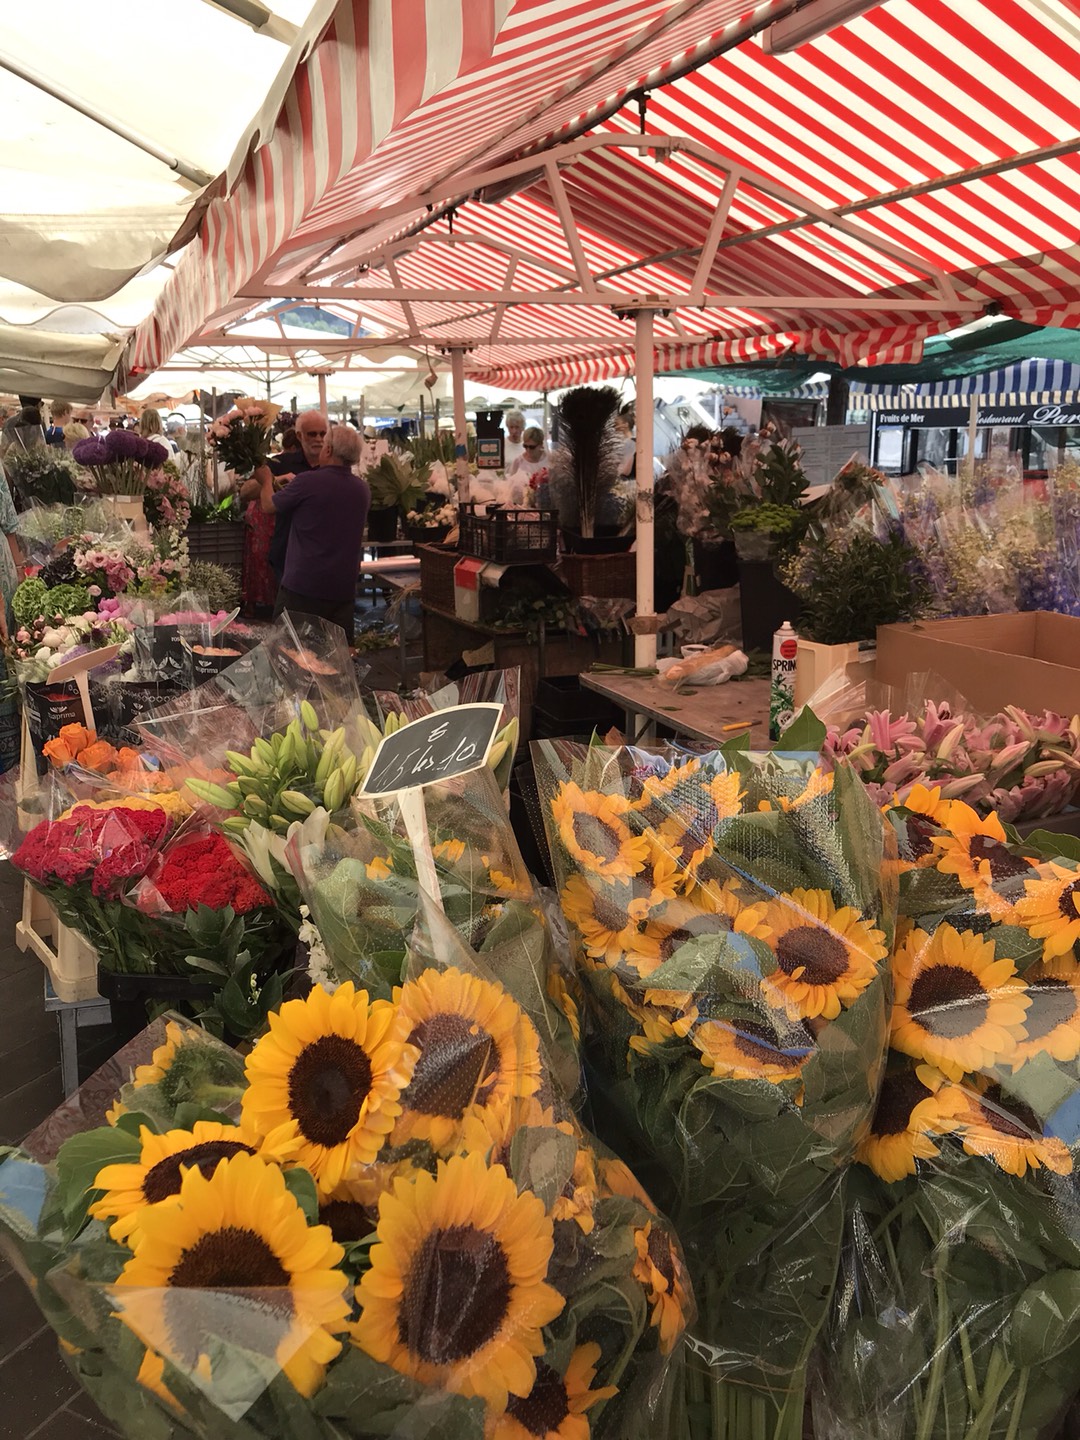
[0,855,690,1438]
[817,796,1080,1439]
[533,737,898,1440]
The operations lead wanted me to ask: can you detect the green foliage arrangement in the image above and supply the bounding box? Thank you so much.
[782,526,933,645]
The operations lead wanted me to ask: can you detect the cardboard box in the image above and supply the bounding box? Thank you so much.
[794,639,876,707]
[876,613,1080,716]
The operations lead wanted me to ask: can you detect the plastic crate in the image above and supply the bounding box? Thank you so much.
[556,551,636,599]
[458,503,558,564]
[533,676,623,739]
[15,879,100,1002]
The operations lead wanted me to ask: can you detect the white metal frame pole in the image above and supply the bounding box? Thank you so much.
[317,371,328,415]
[451,347,470,503]
[634,308,656,668]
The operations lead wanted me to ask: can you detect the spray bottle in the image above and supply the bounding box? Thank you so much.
[770,621,799,742]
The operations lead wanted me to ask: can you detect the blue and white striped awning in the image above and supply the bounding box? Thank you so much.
[723,381,830,400]
[852,361,1080,412]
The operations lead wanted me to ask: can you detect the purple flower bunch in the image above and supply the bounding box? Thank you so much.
[824,700,1080,822]
[72,430,169,495]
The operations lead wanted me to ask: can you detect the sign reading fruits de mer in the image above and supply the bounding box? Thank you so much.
[359,704,503,797]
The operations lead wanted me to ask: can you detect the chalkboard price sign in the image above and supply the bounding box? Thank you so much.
[360,703,502,797]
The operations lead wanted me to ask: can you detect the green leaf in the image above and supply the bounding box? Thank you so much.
[54,1127,141,1235]
[775,706,826,754]
[283,1167,320,1226]
[1008,1270,1080,1366]
[509,1125,578,1211]
[1023,829,1080,865]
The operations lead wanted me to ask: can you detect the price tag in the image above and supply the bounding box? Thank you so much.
[360,703,502,798]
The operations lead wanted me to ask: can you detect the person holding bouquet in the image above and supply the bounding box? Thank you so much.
[257,424,369,642]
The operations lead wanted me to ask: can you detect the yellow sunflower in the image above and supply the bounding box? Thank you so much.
[131,1020,186,1088]
[136,1349,182,1413]
[936,1079,1074,1178]
[759,889,886,1021]
[632,1221,690,1354]
[550,781,650,879]
[933,802,1036,914]
[855,1063,949,1183]
[692,878,772,939]
[366,855,393,881]
[650,815,715,891]
[890,784,953,868]
[392,967,542,1152]
[89,1119,296,1244]
[546,967,581,1043]
[1010,959,1080,1067]
[1015,861,1080,960]
[457,1094,556,1170]
[483,855,532,901]
[625,841,682,921]
[433,838,466,866]
[707,769,746,820]
[776,766,834,812]
[688,1016,813,1086]
[890,924,1030,1080]
[596,1156,657,1213]
[628,1012,685,1061]
[352,1153,564,1411]
[627,756,701,814]
[560,875,652,965]
[242,982,418,1196]
[488,1342,616,1440]
[113,1152,349,1397]
[552,1145,599,1235]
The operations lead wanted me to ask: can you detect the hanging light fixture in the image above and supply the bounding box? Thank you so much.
[762,0,885,54]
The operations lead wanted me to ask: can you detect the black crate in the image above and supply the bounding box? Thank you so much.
[533,676,622,739]
[458,502,558,564]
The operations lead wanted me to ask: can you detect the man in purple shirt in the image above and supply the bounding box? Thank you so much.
[256,425,370,643]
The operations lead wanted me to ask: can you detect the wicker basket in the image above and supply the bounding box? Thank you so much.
[556,551,636,599]
[418,544,460,612]
[458,503,558,563]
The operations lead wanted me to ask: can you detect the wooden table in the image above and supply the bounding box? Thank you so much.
[580,670,770,745]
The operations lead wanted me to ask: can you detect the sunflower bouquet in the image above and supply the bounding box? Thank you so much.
[0,923,688,1436]
[816,791,1080,1439]
[284,762,583,1102]
[533,738,898,1440]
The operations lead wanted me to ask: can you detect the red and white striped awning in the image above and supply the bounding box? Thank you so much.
[127,0,1080,391]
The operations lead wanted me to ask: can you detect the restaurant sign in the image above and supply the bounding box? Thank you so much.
[876,402,1080,427]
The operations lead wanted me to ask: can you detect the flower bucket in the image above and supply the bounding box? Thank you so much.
[366,505,399,542]
[794,638,876,707]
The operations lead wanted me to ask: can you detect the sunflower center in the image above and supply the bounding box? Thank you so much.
[976,1085,1041,1140]
[1058,879,1080,921]
[647,1226,676,1289]
[142,1140,255,1204]
[903,814,938,861]
[169,1226,292,1294]
[657,927,696,964]
[287,1035,373,1148]
[873,1069,933,1137]
[775,925,849,986]
[318,1199,375,1245]
[406,1013,497,1119]
[1022,976,1078,1044]
[967,836,1034,883]
[592,892,631,934]
[400,1224,510,1365]
[506,1361,570,1436]
[907,964,988,1038]
[944,911,996,936]
[571,812,622,860]
[731,1019,792,1063]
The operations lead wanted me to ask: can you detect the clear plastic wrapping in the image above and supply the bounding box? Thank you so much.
[0,868,689,1437]
[816,797,1080,1439]
[533,739,898,1438]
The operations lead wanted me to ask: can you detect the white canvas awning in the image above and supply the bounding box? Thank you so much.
[0,0,332,341]
[0,319,124,401]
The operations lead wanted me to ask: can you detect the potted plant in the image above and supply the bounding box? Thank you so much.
[403,497,457,544]
[551,385,631,553]
[706,433,809,651]
[782,525,933,704]
[365,451,429,541]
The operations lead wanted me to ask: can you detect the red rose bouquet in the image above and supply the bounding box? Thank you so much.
[136,830,270,917]
[13,803,172,970]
